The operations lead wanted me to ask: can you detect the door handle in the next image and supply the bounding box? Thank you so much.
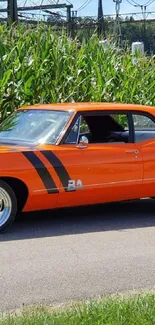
[125,150,139,154]
[76,143,88,149]
[76,144,87,149]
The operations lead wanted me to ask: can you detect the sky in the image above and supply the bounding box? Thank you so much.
[0,0,154,21]
[66,0,155,17]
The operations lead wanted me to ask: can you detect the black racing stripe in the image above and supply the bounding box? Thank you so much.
[40,150,70,191]
[22,151,59,194]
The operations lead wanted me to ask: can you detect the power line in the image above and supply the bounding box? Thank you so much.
[126,0,155,6]
[65,0,72,4]
[76,0,92,12]
[76,0,91,11]
[126,0,137,5]
[52,0,66,12]
[144,0,155,6]
[127,0,142,5]
[125,0,155,49]
[144,0,153,5]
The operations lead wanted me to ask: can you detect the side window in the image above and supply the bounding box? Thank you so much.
[80,113,129,144]
[98,113,129,143]
[64,117,80,144]
[80,117,90,133]
[85,113,129,144]
[64,112,130,145]
[111,114,128,129]
[133,114,155,143]
[64,116,90,144]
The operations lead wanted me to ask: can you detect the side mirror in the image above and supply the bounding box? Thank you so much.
[76,135,88,149]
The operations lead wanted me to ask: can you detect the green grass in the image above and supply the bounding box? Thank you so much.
[1,294,155,325]
[0,24,155,120]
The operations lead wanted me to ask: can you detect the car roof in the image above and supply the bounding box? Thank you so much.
[18,102,155,115]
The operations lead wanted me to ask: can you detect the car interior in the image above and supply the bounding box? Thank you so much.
[80,115,128,143]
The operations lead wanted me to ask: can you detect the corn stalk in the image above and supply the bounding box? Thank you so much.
[0,24,155,121]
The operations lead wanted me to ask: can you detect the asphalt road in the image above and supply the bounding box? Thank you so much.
[1,199,155,312]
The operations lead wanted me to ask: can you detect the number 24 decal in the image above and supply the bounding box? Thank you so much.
[67,179,83,192]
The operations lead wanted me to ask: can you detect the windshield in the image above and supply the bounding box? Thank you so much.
[0,109,72,144]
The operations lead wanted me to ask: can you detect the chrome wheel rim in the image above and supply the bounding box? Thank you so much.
[0,188,12,227]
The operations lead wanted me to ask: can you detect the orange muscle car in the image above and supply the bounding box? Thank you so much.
[0,102,155,231]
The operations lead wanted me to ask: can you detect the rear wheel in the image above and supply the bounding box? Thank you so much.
[0,180,17,232]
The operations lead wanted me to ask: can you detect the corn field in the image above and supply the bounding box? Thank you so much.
[0,24,155,120]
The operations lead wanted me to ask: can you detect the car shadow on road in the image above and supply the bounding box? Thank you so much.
[0,199,155,242]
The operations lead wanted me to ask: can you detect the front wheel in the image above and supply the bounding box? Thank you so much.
[0,180,17,232]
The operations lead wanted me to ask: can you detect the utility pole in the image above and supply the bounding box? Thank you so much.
[7,0,18,25]
[67,5,72,37]
[134,4,147,50]
[97,0,105,38]
[113,0,122,44]
[143,5,147,50]
[71,10,77,39]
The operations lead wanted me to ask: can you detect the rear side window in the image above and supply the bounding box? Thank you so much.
[132,113,155,143]
[133,114,155,129]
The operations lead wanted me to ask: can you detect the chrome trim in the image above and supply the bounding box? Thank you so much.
[76,116,81,144]
[33,179,142,193]
[125,150,139,154]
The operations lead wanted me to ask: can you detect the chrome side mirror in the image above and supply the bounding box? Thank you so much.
[76,135,88,149]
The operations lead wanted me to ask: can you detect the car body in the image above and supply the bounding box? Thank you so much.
[0,102,155,231]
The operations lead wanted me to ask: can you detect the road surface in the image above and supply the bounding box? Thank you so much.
[0,199,155,312]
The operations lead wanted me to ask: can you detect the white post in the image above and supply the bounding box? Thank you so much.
[99,39,108,50]
[132,42,144,65]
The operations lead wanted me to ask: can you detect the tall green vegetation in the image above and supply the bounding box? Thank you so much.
[0,24,155,120]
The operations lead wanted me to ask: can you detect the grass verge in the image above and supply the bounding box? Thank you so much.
[1,294,155,325]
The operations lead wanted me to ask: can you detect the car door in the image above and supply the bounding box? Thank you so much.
[131,111,155,198]
[52,116,93,208]
[56,110,143,208]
